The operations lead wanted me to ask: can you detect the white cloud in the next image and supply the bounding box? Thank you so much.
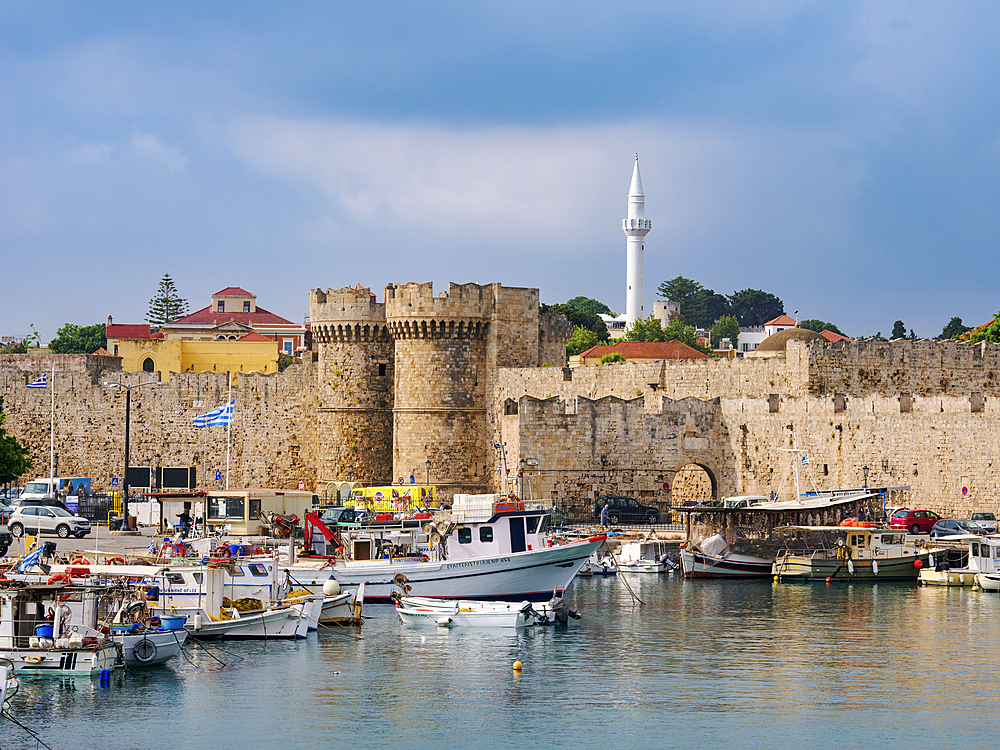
[129,130,188,172]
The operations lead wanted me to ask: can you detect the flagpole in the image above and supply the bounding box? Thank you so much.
[49,364,55,488]
[225,375,232,490]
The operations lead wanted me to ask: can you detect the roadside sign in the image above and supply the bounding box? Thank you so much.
[216,470,222,481]
[298,480,305,490]
[111,477,118,486]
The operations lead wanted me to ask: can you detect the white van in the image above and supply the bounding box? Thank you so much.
[22,477,92,501]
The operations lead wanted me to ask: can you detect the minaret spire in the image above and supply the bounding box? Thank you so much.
[622,154,651,325]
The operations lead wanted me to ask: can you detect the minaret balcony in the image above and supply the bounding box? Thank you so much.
[621,218,652,232]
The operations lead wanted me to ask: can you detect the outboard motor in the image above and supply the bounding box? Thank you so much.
[546,594,581,625]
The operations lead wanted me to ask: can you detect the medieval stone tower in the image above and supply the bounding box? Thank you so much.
[309,282,573,497]
[309,286,394,487]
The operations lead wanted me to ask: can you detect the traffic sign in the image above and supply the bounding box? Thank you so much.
[111,477,118,486]
[216,470,222,481]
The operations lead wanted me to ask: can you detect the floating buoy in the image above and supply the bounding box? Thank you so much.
[322,577,341,596]
[772,576,779,583]
[513,659,523,672]
[913,559,923,569]
[826,577,832,583]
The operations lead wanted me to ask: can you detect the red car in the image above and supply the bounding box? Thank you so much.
[889,509,940,534]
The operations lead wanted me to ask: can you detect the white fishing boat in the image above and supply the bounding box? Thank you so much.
[326,496,604,602]
[0,581,119,677]
[395,596,535,628]
[576,550,617,577]
[918,536,1000,587]
[617,536,672,573]
[104,596,189,667]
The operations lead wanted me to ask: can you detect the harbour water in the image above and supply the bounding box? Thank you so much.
[5,574,998,749]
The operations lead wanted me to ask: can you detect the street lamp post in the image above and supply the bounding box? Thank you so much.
[105,379,164,530]
[519,457,525,499]
[425,460,431,486]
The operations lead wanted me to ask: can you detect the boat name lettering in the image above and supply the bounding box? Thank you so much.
[445,557,512,569]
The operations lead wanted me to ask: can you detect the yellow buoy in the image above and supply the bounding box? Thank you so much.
[513,659,523,672]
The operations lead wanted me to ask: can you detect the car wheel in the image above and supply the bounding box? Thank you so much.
[9,523,24,537]
[646,511,659,524]
[910,524,921,535]
[609,513,620,525]
[56,524,71,538]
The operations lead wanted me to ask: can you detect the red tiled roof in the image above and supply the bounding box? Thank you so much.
[106,324,152,339]
[764,315,797,327]
[169,305,296,327]
[819,330,851,343]
[213,287,255,298]
[237,331,272,342]
[150,331,164,339]
[579,340,709,360]
[92,347,117,356]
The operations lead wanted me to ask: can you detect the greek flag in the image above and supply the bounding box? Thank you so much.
[18,541,42,572]
[26,374,46,389]
[801,455,809,466]
[193,400,235,428]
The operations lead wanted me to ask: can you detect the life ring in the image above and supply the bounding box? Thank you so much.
[212,545,232,559]
[108,556,127,565]
[70,557,91,566]
[48,573,73,586]
[132,638,157,664]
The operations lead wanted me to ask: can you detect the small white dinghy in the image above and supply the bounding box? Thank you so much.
[394,595,535,628]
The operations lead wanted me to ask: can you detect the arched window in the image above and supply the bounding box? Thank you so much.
[142,358,155,373]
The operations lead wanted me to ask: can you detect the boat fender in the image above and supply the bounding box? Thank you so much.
[133,638,157,664]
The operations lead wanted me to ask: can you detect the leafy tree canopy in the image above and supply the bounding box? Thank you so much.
[0,341,28,354]
[937,317,972,340]
[600,352,626,364]
[566,326,600,357]
[800,319,845,336]
[565,296,615,318]
[49,323,107,354]
[147,273,189,327]
[541,303,609,340]
[969,313,1000,344]
[711,315,740,349]
[655,276,733,328]
[0,396,32,485]
[624,315,668,342]
[728,289,785,328]
[891,320,907,340]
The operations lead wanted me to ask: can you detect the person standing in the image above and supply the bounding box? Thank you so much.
[600,503,610,528]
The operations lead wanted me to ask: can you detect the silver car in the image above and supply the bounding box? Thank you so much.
[8,506,91,538]
[970,512,998,534]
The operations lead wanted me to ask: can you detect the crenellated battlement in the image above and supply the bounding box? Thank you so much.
[309,287,388,344]
[384,281,494,322]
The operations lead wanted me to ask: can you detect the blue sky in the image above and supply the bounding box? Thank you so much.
[3,1,999,342]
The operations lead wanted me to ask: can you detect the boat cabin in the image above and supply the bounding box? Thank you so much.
[204,489,316,535]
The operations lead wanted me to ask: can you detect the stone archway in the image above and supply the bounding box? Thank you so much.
[142,357,155,373]
[672,462,717,503]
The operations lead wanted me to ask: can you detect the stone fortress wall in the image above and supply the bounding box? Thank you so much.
[4,304,1000,520]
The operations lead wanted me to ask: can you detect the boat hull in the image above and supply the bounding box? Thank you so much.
[918,568,979,587]
[119,629,188,667]
[177,606,304,639]
[332,536,605,603]
[774,553,929,581]
[4,646,118,676]
[680,549,773,579]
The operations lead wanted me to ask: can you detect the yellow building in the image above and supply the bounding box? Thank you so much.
[105,324,279,384]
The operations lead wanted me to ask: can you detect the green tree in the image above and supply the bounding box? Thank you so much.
[541,303,609,340]
[800,319,845,336]
[0,396,32,485]
[891,320,907,340]
[0,341,28,354]
[728,289,784,327]
[969,313,1000,343]
[691,290,733,328]
[565,296,615,318]
[566,326,600,357]
[937,317,971,340]
[277,353,295,371]
[711,315,740,349]
[599,352,626,364]
[657,276,703,308]
[624,315,668,342]
[147,273,189,327]
[49,323,107,354]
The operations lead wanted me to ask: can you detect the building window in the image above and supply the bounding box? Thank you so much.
[283,339,293,355]
[378,363,387,377]
[217,301,225,313]
[142,358,155,373]
[113,344,119,356]
[243,301,251,313]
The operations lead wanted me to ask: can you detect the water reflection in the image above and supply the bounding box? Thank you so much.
[7,576,1000,749]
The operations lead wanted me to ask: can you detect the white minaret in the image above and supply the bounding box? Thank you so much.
[622,154,651,325]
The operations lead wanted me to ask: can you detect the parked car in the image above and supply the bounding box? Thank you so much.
[0,523,10,556]
[0,501,13,525]
[930,519,984,539]
[969,512,998,534]
[594,496,663,525]
[8,505,91,539]
[889,509,940,534]
[9,495,69,511]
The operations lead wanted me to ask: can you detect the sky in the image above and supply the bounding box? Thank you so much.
[2,1,1000,343]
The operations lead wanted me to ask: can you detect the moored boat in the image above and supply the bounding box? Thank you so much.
[773,526,930,582]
